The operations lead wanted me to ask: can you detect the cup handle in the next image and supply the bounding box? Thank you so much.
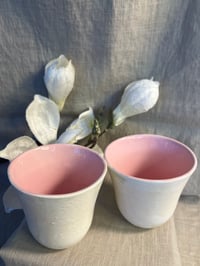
[3,185,22,213]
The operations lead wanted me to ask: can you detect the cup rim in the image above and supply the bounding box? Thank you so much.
[8,143,107,199]
[104,134,198,183]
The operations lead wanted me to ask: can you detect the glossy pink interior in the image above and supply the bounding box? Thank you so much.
[105,135,196,180]
[8,144,106,195]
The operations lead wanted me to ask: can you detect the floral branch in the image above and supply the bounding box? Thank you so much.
[0,55,160,161]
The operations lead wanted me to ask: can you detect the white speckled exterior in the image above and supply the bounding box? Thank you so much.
[109,169,194,228]
[4,174,106,249]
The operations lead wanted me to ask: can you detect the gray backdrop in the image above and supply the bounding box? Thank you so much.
[0,0,199,197]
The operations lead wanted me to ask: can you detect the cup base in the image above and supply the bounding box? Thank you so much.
[119,209,173,229]
[31,230,89,250]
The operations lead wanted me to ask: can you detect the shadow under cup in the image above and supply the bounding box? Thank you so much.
[105,134,197,228]
[8,144,106,195]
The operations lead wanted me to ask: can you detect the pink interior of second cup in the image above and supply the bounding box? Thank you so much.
[8,144,106,195]
[105,135,196,180]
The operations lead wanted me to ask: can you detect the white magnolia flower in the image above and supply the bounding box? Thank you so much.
[0,136,38,161]
[44,55,75,110]
[57,107,95,144]
[26,95,60,145]
[113,79,159,126]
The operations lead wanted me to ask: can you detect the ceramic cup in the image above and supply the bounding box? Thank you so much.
[3,144,107,249]
[105,134,197,229]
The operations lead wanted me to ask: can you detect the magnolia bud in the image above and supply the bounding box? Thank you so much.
[44,55,75,110]
[113,79,159,126]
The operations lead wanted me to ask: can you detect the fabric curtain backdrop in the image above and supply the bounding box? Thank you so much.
[0,0,199,196]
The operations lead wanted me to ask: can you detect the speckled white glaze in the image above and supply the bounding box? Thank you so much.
[105,135,197,228]
[4,144,107,249]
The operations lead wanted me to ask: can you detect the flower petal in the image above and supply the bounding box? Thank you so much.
[113,79,159,126]
[0,136,38,161]
[44,55,75,110]
[57,107,95,144]
[26,95,60,144]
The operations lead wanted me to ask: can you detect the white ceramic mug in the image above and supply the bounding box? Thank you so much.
[105,134,197,228]
[3,144,107,249]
